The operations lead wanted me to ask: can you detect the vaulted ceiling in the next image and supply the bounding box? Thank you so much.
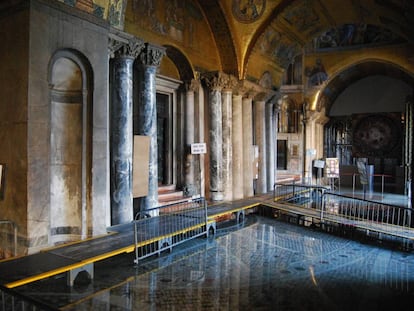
[194,0,414,111]
[196,0,414,79]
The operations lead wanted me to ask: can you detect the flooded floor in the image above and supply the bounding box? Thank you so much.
[9,215,414,310]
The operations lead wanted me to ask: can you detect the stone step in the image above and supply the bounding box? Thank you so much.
[158,184,189,205]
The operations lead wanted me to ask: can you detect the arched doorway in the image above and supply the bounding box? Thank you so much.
[49,50,92,244]
[322,61,414,194]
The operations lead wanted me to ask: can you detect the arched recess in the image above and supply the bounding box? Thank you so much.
[48,49,93,245]
[318,59,414,193]
[318,60,414,114]
[158,45,199,193]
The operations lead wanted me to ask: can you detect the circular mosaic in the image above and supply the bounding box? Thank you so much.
[353,114,401,156]
[232,0,266,23]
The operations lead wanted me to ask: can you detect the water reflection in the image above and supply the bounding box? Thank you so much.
[15,216,414,310]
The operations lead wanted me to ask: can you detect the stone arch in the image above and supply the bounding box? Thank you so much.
[316,59,414,114]
[48,49,93,244]
[164,45,195,81]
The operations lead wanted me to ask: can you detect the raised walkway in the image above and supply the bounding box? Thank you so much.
[1,189,413,293]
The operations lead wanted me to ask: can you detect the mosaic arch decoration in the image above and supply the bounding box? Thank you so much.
[131,0,203,48]
[232,0,266,23]
[57,0,126,29]
[309,24,405,51]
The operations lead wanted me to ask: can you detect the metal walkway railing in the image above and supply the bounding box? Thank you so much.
[0,198,210,311]
[273,181,330,208]
[321,192,413,238]
[271,181,414,242]
[133,197,209,264]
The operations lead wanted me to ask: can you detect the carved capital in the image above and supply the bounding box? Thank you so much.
[223,74,239,91]
[109,37,144,59]
[202,71,228,91]
[137,43,166,67]
[185,79,201,92]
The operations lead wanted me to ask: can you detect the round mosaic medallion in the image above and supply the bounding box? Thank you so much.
[232,0,266,23]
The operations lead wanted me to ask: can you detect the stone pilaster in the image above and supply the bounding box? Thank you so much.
[109,37,144,225]
[135,43,165,212]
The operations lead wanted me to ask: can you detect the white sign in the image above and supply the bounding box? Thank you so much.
[191,143,207,154]
[325,157,339,178]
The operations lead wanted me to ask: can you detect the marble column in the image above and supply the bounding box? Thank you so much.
[203,72,226,201]
[135,43,165,211]
[274,100,282,182]
[254,98,267,194]
[184,80,198,196]
[195,79,206,198]
[242,96,254,197]
[266,101,275,192]
[232,93,244,200]
[222,86,233,201]
[109,38,143,225]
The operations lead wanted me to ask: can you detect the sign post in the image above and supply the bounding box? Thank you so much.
[191,143,207,198]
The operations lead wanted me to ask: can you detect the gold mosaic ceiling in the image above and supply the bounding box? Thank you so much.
[40,1,413,79]
[197,0,414,78]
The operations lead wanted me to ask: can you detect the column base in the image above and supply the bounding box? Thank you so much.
[210,191,224,201]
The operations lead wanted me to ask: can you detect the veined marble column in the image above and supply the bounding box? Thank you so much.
[109,38,143,225]
[232,94,244,200]
[203,72,225,201]
[135,43,165,211]
[254,99,267,194]
[266,101,276,192]
[274,100,282,183]
[242,96,254,197]
[184,80,199,196]
[222,86,233,201]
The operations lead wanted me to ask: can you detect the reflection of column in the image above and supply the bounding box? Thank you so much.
[242,96,254,197]
[232,93,244,200]
[109,38,143,225]
[254,98,267,194]
[203,72,225,201]
[135,43,165,211]
[266,100,276,192]
[184,79,199,196]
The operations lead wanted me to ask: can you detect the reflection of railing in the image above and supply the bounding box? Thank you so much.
[273,181,329,208]
[0,286,55,311]
[133,197,208,264]
[0,220,17,257]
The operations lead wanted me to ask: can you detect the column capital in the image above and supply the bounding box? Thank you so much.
[201,71,228,91]
[185,79,201,92]
[109,37,144,59]
[137,43,166,67]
